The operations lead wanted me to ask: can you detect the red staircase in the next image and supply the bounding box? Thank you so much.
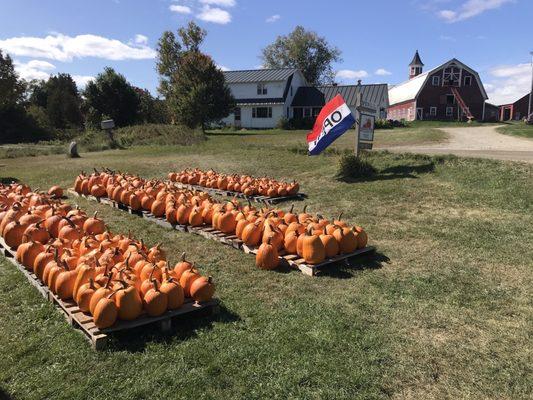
[450,87,474,121]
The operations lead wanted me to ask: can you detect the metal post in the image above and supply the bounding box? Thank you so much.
[527,51,533,122]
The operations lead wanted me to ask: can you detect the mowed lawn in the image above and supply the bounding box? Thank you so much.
[0,129,531,400]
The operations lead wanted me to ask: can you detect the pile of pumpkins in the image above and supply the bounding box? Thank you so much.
[168,168,300,198]
[0,182,215,329]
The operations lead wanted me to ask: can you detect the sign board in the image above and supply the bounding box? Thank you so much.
[101,119,115,130]
[358,142,373,150]
[358,114,375,141]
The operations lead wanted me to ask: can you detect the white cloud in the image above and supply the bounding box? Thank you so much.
[199,0,236,7]
[169,4,192,14]
[13,58,94,88]
[438,0,513,23]
[14,59,55,81]
[217,64,229,71]
[72,75,94,88]
[0,33,156,62]
[197,5,232,24]
[266,14,280,23]
[375,68,392,76]
[134,34,148,45]
[336,69,369,81]
[485,63,532,104]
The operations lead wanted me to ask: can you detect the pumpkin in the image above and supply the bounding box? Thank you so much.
[354,226,368,248]
[179,266,200,297]
[83,211,106,235]
[93,293,118,329]
[320,233,339,258]
[283,230,298,254]
[76,278,97,312]
[15,241,44,270]
[47,186,63,199]
[160,278,184,309]
[3,220,27,248]
[173,252,193,280]
[115,281,143,320]
[333,226,358,254]
[89,275,113,315]
[189,276,215,303]
[143,281,168,317]
[301,229,326,265]
[255,235,279,270]
[241,221,262,246]
[55,267,78,300]
[22,221,50,244]
[34,248,56,280]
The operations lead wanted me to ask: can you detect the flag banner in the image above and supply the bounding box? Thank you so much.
[306,94,355,155]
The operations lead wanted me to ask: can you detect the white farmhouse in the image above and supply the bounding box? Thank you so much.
[221,68,389,129]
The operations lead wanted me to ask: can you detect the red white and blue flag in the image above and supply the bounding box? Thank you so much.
[306,94,355,155]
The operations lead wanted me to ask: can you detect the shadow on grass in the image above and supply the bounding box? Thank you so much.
[318,250,390,279]
[107,302,240,353]
[0,388,15,400]
[206,131,269,137]
[345,162,436,182]
[0,177,19,184]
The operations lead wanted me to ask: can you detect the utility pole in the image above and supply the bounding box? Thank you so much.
[528,51,533,123]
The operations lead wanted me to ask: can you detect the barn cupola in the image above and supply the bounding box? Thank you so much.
[409,50,424,80]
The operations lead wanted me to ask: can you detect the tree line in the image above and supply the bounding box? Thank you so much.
[0,22,340,144]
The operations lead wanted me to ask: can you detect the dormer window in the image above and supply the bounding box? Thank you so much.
[463,76,472,86]
[257,83,267,95]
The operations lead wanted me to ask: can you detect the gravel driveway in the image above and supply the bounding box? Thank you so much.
[387,125,533,163]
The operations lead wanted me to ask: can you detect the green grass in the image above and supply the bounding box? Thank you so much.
[0,130,532,399]
[497,121,533,138]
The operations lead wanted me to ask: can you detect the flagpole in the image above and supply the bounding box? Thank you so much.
[355,92,362,157]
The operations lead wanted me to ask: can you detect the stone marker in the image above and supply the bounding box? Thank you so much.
[68,141,80,158]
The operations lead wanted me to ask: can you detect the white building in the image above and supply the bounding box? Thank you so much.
[222,68,389,129]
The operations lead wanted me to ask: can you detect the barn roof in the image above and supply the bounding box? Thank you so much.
[388,58,488,106]
[223,68,298,83]
[291,84,389,107]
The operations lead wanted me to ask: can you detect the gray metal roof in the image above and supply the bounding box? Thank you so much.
[234,97,285,105]
[223,68,298,83]
[292,84,389,107]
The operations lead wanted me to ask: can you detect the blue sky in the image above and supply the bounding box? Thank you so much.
[0,0,531,104]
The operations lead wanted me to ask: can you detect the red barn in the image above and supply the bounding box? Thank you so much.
[388,51,488,121]
[499,93,531,121]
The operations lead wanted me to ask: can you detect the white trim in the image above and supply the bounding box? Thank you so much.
[429,106,437,116]
[432,76,440,86]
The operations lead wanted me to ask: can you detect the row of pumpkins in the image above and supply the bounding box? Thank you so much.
[0,182,215,329]
[168,168,300,198]
[73,170,368,269]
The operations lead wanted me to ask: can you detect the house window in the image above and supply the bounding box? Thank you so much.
[446,94,455,105]
[446,106,454,117]
[432,76,440,86]
[463,76,472,86]
[430,106,437,116]
[234,107,241,121]
[252,107,272,118]
[256,83,267,95]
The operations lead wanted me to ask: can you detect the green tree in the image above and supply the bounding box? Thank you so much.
[28,74,83,129]
[0,50,25,108]
[169,51,234,130]
[134,87,169,124]
[261,26,342,85]
[83,67,140,128]
[156,31,182,100]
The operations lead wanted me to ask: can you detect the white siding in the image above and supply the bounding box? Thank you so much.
[229,81,286,100]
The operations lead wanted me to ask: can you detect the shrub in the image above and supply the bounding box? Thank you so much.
[336,152,376,181]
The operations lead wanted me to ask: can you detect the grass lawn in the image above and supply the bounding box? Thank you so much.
[497,121,533,138]
[0,130,531,399]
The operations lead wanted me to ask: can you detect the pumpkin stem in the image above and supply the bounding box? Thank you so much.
[302,205,308,213]
[337,212,343,222]
[289,204,294,214]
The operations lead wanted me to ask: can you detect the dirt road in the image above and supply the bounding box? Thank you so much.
[386,125,533,163]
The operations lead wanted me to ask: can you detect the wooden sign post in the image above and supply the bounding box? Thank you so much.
[354,93,377,157]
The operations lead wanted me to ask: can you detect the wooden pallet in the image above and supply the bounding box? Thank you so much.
[67,189,375,277]
[0,231,219,350]
[172,182,306,205]
[242,244,376,276]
